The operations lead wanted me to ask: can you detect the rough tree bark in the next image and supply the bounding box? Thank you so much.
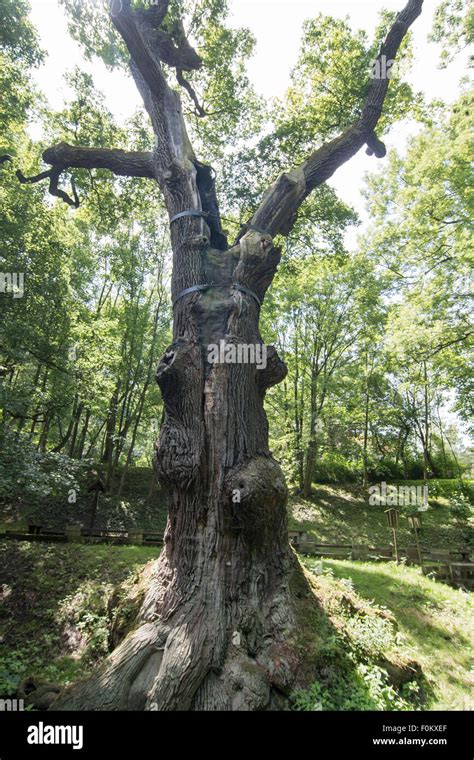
[12,0,423,710]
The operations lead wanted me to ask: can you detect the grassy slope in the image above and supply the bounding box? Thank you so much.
[0,541,161,693]
[0,538,472,711]
[303,557,473,711]
[289,480,473,550]
[2,477,472,551]
[0,476,472,710]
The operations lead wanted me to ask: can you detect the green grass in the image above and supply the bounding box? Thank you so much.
[289,480,473,550]
[303,557,474,711]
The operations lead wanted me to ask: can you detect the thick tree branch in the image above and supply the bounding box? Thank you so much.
[109,0,222,295]
[42,142,155,178]
[111,0,201,105]
[13,142,154,206]
[110,2,200,196]
[136,8,202,72]
[247,0,424,239]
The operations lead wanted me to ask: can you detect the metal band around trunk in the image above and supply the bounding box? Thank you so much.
[173,283,261,308]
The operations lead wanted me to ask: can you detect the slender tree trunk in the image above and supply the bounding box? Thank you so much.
[25,363,44,438]
[103,380,121,490]
[436,407,448,478]
[117,300,161,498]
[415,361,439,482]
[302,348,319,498]
[400,428,410,479]
[51,397,78,453]
[146,465,158,506]
[30,368,48,444]
[76,407,91,460]
[362,351,370,488]
[84,418,107,460]
[293,323,304,490]
[422,361,430,491]
[37,411,50,451]
[445,430,464,481]
[117,396,146,498]
[303,437,317,498]
[68,400,83,457]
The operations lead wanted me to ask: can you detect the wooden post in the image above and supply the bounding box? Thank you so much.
[65,525,82,543]
[87,475,105,535]
[128,529,144,545]
[392,527,399,564]
[414,527,422,566]
[88,489,99,534]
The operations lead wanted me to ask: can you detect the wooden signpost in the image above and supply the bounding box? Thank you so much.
[384,507,400,564]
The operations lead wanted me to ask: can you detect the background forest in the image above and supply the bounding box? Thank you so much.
[0,0,472,517]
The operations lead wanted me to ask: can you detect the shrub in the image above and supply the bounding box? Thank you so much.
[0,429,92,507]
[292,662,417,711]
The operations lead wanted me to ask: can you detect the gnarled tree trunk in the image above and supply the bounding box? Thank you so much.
[55,232,299,711]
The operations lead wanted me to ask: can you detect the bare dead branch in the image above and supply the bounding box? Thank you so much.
[51,169,79,207]
[16,166,78,207]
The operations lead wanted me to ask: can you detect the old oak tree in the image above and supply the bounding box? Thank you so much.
[16,0,424,711]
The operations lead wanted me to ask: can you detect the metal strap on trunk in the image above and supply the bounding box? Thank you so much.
[169,212,267,309]
[170,209,209,224]
[241,222,272,236]
[172,283,261,308]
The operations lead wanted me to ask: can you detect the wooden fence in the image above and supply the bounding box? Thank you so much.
[1,526,472,588]
[288,530,473,589]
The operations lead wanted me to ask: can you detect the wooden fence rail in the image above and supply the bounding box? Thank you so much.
[1,525,163,547]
